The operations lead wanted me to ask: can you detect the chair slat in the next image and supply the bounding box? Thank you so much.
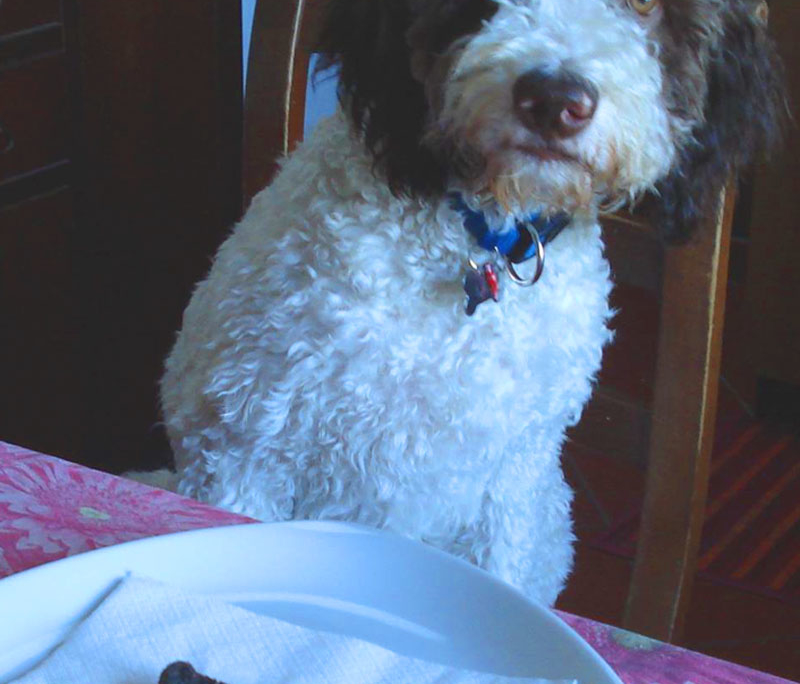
[623,186,736,642]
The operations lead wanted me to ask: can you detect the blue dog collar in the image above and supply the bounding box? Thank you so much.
[448,192,572,315]
[448,193,571,265]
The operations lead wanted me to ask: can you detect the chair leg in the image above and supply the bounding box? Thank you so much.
[623,186,736,643]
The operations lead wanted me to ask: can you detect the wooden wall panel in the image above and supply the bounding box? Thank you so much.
[737,2,800,396]
[0,190,89,458]
[63,0,243,471]
[0,0,61,36]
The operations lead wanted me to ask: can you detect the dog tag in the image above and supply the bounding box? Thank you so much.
[464,261,499,316]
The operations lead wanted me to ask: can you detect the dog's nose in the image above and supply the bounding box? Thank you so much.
[512,69,599,139]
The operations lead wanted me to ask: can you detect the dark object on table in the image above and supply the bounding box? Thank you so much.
[159,661,229,684]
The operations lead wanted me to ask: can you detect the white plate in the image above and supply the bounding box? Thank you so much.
[0,521,621,683]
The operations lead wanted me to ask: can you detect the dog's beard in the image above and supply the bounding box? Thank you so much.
[484,155,596,215]
[430,84,645,216]
[431,98,621,215]
[440,137,635,217]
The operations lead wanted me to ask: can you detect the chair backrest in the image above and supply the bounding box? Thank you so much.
[244,0,734,645]
[243,0,324,204]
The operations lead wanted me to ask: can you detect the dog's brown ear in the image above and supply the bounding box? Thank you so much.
[650,0,786,243]
[315,0,449,197]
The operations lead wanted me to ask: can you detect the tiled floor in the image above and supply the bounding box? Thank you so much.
[557,440,800,682]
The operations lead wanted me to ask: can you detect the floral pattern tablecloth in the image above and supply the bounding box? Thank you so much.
[0,440,794,684]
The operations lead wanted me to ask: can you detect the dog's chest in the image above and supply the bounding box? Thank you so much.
[252,211,607,445]
[333,208,612,415]
[207,117,614,468]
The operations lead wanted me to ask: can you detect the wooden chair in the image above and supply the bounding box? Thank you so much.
[243,0,326,204]
[243,0,735,644]
[621,188,734,642]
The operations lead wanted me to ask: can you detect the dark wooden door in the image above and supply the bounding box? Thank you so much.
[0,0,242,472]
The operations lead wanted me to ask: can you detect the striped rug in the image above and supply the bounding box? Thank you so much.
[590,413,800,604]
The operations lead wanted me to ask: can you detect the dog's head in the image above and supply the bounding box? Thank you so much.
[316,0,785,240]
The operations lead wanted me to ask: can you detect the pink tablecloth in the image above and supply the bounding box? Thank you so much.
[0,440,794,684]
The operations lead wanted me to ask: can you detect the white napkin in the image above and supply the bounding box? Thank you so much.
[13,576,572,684]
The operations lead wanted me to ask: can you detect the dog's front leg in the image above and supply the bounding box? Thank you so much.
[477,431,576,607]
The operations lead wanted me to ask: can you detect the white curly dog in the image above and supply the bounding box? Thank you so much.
[153,0,782,605]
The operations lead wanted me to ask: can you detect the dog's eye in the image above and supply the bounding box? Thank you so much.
[627,0,660,15]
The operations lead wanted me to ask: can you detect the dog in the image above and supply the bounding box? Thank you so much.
[157,0,784,606]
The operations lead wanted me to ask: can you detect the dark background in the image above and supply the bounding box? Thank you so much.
[0,0,243,472]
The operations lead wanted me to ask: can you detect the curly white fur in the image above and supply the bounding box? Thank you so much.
[160,0,679,606]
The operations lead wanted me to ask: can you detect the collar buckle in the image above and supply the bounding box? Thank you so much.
[505,221,545,287]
